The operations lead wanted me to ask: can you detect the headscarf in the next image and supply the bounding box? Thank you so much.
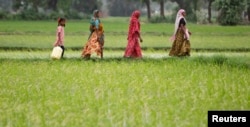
[90,10,100,30]
[170,9,186,41]
[93,10,99,18]
[128,10,140,38]
[131,10,140,20]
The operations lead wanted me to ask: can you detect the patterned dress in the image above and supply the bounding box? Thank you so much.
[169,10,191,57]
[169,28,191,56]
[82,19,104,58]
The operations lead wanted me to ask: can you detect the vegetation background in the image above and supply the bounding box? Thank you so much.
[1,0,250,25]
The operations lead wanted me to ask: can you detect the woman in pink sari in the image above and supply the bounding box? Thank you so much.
[124,10,143,58]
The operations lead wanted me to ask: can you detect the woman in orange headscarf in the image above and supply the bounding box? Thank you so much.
[82,10,104,59]
[124,10,143,58]
[169,9,191,56]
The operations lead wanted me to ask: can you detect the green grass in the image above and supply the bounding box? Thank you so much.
[0,18,250,127]
[0,56,249,127]
[1,19,250,50]
[1,34,250,50]
[1,19,250,34]
[1,50,250,60]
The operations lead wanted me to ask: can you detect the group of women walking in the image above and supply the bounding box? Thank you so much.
[54,9,191,59]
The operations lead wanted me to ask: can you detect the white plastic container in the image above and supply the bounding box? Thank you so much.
[51,46,63,59]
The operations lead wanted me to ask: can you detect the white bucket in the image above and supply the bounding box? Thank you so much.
[51,46,63,59]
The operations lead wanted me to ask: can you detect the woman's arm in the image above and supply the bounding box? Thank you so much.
[179,18,191,35]
[53,28,61,46]
[179,23,187,34]
[180,24,191,40]
[134,31,143,43]
[134,20,143,43]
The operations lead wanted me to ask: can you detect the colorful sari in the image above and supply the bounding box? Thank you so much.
[169,9,191,56]
[124,10,142,58]
[169,28,190,56]
[82,16,104,58]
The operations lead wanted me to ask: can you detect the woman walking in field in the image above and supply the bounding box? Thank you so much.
[124,10,143,58]
[169,9,191,56]
[82,10,104,59]
[53,18,66,58]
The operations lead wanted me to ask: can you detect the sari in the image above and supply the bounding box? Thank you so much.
[169,9,191,56]
[124,10,142,58]
[82,12,104,58]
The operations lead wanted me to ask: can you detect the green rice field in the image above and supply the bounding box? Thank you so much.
[0,18,249,127]
[0,18,250,50]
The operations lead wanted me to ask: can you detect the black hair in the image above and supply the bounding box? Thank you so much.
[58,17,66,26]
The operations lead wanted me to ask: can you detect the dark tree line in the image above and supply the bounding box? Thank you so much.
[108,0,141,16]
[0,0,250,25]
[12,0,99,14]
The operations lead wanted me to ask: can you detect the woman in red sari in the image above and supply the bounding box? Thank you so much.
[124,10,143,58]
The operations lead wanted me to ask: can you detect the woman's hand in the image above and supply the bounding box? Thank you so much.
[53,42,57,47]
[139,37,143,43]
[188,31,192,35]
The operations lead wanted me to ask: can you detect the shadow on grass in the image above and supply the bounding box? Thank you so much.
[1,47,250,52]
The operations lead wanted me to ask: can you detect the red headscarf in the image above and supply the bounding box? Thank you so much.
[128,10,140,39]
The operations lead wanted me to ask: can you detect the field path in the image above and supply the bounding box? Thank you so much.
[0,51,249,60]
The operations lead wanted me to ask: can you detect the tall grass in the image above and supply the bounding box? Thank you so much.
[0,57,249,127]
[1,20,250,50]
[0,18,249,127]
[1,34,250,50]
